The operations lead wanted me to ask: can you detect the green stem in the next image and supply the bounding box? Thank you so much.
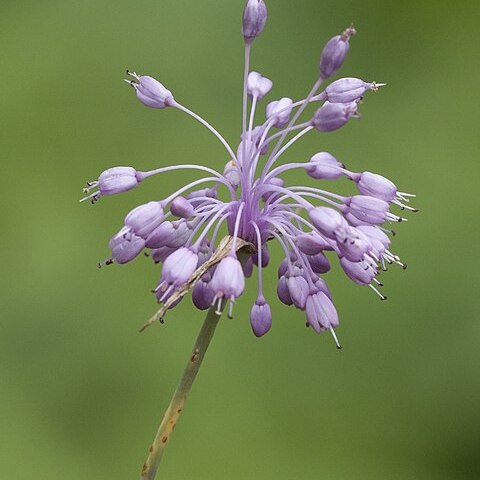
[140,306,222,480]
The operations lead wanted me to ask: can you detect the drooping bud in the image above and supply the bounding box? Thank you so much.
[170,196,194,218]
[252,244,270,267]
[247,71,273,100]
[186,188,217,200]
[126,72,174,109]
[277,276,293,305]
[309,207,348,239]
[192,274,215,310]
[306,292,339,333]
[335,226,372,262]
[151,246,176,264]
[145,220,190,249]
[250,296,272,337]
[210,254,245,314]
[354,172,397,202]
[109,228,145,264]
[286,270,309,310]
[340,257,376,285]
[266,98,293,128]
[345,195,390,225]
[99,167,139,195]
[319,26,356,80]
[306,152,344,180]
[155,248,198,302]
[124,201,164,239]
[242,0,268,44]
[306,252,331,274]
[296,232,332,255]
[243,256,254,278]
[324,78,377,103]
[311,101,359,132]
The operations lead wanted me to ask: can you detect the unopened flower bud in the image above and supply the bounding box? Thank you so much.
[296,232,332,255]
[309,207,348,239]
[306,252,331,274]
[261,177,284,202]
[242,0,268,43]
[354,172,397,202]
[98,167,139,195]
[319,26,356,80]
[250,296,272,337]
[307,152,344,180]
[247,71,273,100]
[124,201,164,239]
[277,276,293,305]
[324,77,376,103]
[346,195,390,225]
[192,277,215,310]
[170,196,194,218]
[287,271,309,310]
[186,188,217,200]
[253,245,270,267]
[127,72,174,109]
[224,160,241,189]
[109,229,145,264]
[266,98,293,128]
[340,257,376,285]
[306,292,339,332]
[312,101,359,132]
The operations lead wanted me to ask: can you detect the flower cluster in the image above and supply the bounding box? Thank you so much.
[82,0,416,346]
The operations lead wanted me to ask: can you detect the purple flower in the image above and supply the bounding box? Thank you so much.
[83,4,416,346]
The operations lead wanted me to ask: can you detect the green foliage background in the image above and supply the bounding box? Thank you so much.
[1,1,479,478]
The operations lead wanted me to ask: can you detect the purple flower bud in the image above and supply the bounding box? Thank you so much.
[354,172,397,202]
[128,73,174,109]
[242,0,268,43]
[312,101,359,132]
[296,232,332,255]
[346,195,390,225]
[324,78,374,103]
[145,220,190,249]
[151,246,176,264]
[124,201,164,239]
[340,257,376,285]
[335,225,372,262]
[306,152,344,180]
[266,98,293,128]
[109,229,145,264]
[319,26,356,80]
[170,196,194,218]
[261,177,284,202]
[277,276,293,305]
[357,225,390,250]
[306,252,331,274]
[277,258,289,279]
[306,292,339,332]
[287,271,309,310]
[224,160,241,189]
[250,296,272,337]
[192,277,215,310]
[247,71,273,100]
[97,167,139,196]
[253,244,270,267]
[186,188,217,200]
[210,254,245,301]
[309,207,348,239]
[242,126,269,155]
[243,256,254,278]
[156,248,198,302]
[314,277,332,299]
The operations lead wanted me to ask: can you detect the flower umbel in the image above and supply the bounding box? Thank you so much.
[82,2,416,350]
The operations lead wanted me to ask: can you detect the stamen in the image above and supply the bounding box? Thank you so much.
[369,283,387,300]
[329,328,342,350]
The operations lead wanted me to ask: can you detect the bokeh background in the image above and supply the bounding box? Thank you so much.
[1,0,479,479]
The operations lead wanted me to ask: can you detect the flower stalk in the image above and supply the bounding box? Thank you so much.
[140,245,251,480]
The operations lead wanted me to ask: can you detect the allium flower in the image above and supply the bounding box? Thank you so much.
[82,1,416,352]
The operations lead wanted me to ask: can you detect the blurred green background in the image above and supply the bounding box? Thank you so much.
[1,0,479,479]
